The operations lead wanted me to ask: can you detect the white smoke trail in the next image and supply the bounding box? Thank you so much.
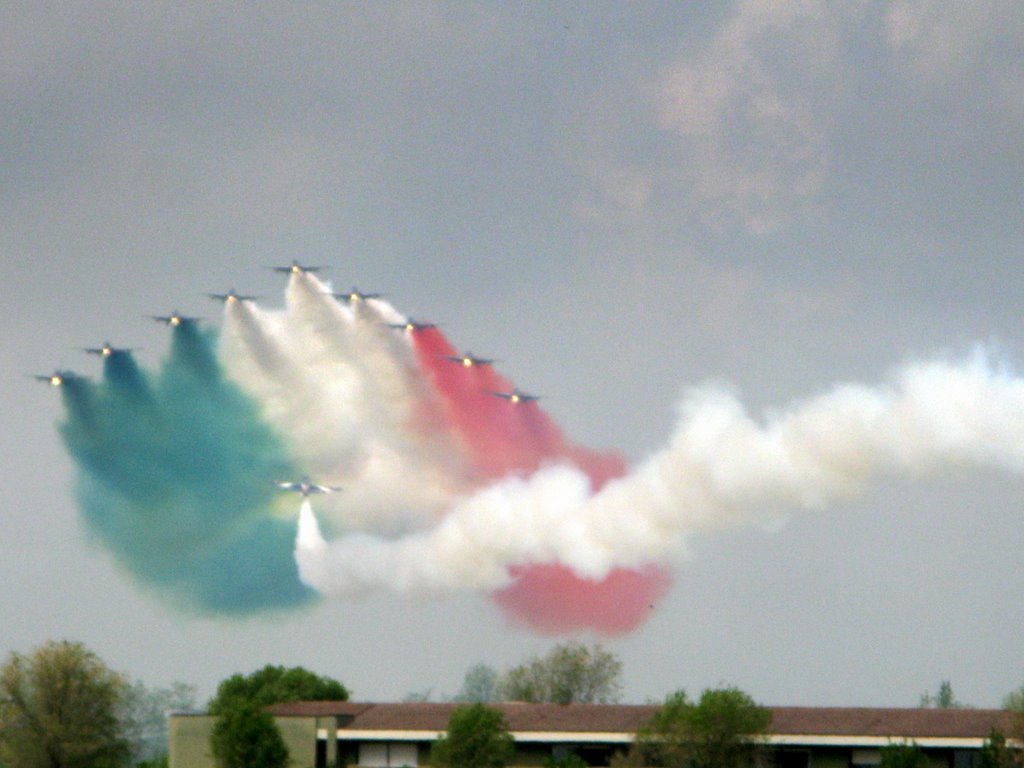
[295,350,1024,596]
[218,273,471,534]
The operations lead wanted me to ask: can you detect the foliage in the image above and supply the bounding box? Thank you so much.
[1003,686,1024,713]
[628,688,772,768]
[209,702,288,768]
[0,639,132,768]
[880,741,927,768]
[120,679,196,765]
[430,703,515,768]
[456,664,499,703]
[920,681,966,708]
[496,642,623,704]
[545,752,590,768]
[979,729,1018,768]
[207,664,348,714]
[207,665,347,768]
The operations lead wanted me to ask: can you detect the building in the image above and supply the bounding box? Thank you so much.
[169,701,1018,768]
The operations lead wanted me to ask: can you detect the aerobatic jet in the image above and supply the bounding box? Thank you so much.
[442,351,498,368]
[271,260,324,275]
[333,287,383,304]
[388,317,436,332]
[31,370,77,387]
[491,388,540,404]
[275,476,343,496]
[84,341,135,358]
[151,311,200,327]
[207,289,259,304]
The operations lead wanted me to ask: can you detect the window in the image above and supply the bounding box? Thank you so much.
[359,741,419,767]
[777,750,812,768]
[852,749,882,768]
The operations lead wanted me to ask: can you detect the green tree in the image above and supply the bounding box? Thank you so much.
[979,729,1018,768]
[120,679,196,765]
[545,753,590,768]
[627,688,771,768]
[0,639,131,768]
[208,664,348,714]
[207,665,348,768]
[209,702,288,768]
[920,681,966,708]
[497,642,623,704]
[456,664,499,703]
[430,704,515,768]
[880,742,927,768]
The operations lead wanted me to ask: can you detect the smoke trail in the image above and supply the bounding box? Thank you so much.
[54,269,1024,636]
[409,325,672,633]
[60,321,313,613]
[295,350,1024,601]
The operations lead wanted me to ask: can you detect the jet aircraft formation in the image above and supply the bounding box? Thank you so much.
[34,262,537,496]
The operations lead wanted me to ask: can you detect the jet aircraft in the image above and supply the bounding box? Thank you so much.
[442,351,498,368]
[271,260,324,275]
[207,289,259,304]
[388,317,436,332]
[84,341,135,358]
[151,311,200,327]
[333,287,383,304]
[31,370,77,387]
[491,388,540,404]
[275,477,343,496]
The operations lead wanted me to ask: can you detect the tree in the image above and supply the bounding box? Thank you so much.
[979,729,1018,768]
[209,702,288,768]
[920,681,966,708]
[0,639,131,768]
[430,704,515,768]
[207,664,348,714]
[1003,686,1024,713]
[880,742,927,768]
[120,680,196,765]
[496,642,623,704]
[626,688,771,768]
[207,665,347,768]
[456,664,499,703]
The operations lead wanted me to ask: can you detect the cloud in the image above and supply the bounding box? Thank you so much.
[653,0,839,233]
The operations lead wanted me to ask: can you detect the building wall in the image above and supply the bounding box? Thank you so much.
[169,714,323,768]
[170,714,999,768]
[169,716,216,768]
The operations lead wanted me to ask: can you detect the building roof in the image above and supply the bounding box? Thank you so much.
[267,701,1018,744]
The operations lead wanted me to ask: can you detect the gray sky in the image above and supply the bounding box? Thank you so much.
[3,1,1023,707]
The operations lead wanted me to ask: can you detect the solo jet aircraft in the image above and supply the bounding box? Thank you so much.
[84,341,135,358]
[271,260,324,275]
[492,388,540,404]
[207,289,259,304]
[151,311,200,327]
[388,317,436,332]
[275,476,343,496]
[31,369,77,387]
[442,351,499,368]
[333,287,383,304]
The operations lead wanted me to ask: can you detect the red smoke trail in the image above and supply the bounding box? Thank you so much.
[411,327,672,634]
[493,564,673,635]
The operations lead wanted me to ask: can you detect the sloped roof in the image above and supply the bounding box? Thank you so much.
[266,701,1017,740]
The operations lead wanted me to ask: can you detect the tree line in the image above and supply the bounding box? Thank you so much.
[4,639,1024,768]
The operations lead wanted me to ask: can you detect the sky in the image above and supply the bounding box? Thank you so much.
[3,1,1024,709]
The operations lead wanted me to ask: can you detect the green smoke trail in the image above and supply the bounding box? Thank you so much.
[60,321,315,614]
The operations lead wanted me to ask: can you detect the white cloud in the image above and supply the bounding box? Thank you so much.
[884,0,1007,80]
[653,0,840,233]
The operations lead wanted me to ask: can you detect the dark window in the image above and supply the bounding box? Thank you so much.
[316,738,327,768]
[954,750,981,768]
[777,750,812,768]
